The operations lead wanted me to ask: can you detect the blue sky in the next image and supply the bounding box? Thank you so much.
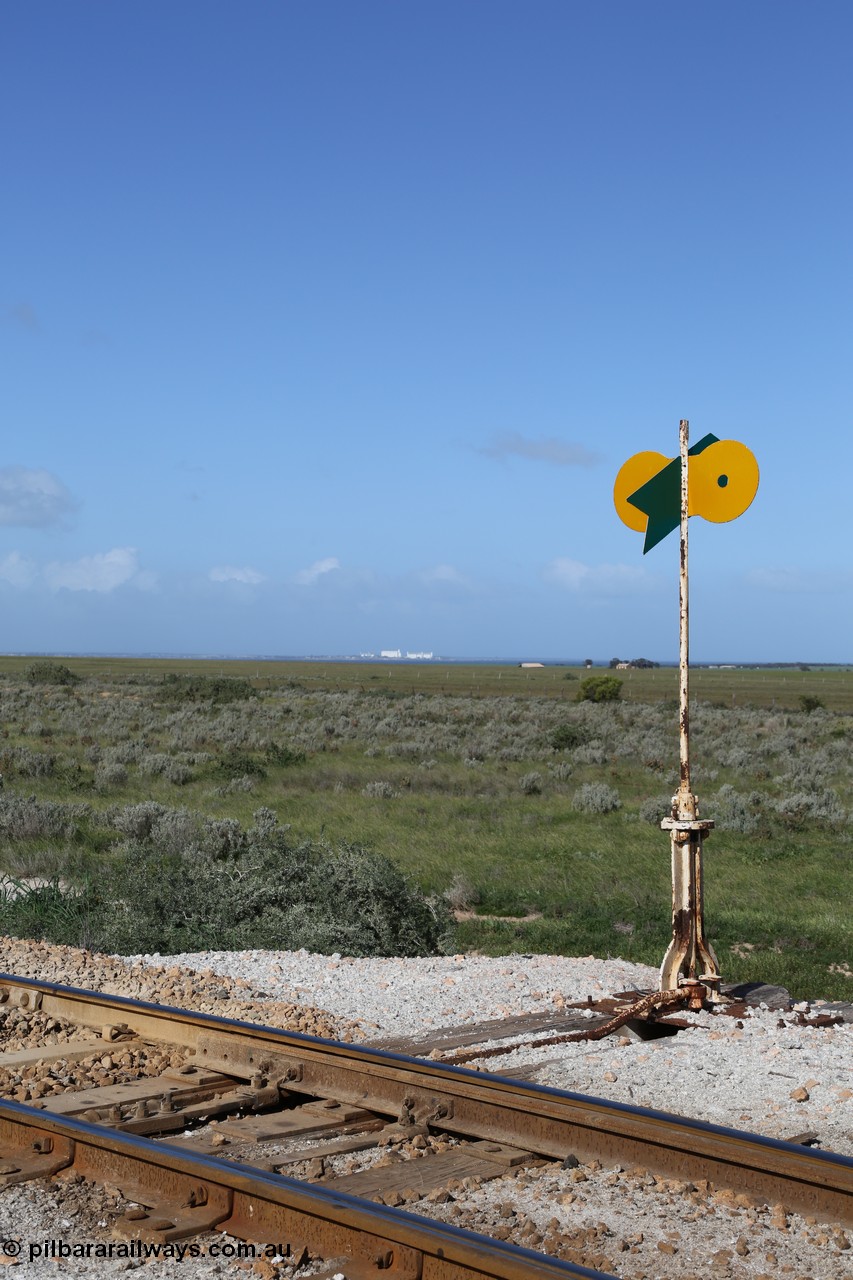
[3,2,851,661]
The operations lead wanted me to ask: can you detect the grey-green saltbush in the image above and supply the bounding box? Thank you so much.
[110,801,168,840]
[363,781,397,799]
[139,753,193,785]
[0,818,452,957]
[95,761,128,791]
[8,748,55,779]
[520,771,543,795]
[0,794,90,841]
[215,776,256,795]
[572,782,621,814]
[639,795,672,825]
[773,789,845,829]
[707,784,764,835]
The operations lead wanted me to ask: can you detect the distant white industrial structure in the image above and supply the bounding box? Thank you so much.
[374,649,434,660]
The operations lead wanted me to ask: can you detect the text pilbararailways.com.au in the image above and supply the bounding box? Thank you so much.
[3,1238,290,1263]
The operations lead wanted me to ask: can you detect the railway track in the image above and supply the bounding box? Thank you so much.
[0,971,851,1278]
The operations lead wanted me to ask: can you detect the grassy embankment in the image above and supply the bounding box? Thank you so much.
[0,657,849,1001]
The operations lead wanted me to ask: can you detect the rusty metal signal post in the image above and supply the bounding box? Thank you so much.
[614,419,759,1004]
[659,420,719,1002]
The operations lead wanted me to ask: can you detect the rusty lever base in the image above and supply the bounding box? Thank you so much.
[659,813,721,1002]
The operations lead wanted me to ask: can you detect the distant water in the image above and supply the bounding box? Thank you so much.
[13,651,842,668]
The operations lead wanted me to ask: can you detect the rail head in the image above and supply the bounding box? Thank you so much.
[0,1099,613,1280]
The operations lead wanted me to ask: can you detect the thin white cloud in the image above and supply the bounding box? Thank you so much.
[0,552,37,587]
[294,557,341,586]
[546,557,656,596]
[209,565,265,585]
[744,567,829,594]
[0,467,77,528]
[44,547,141,593]
[480,433,600,467]
[421,564,471,588]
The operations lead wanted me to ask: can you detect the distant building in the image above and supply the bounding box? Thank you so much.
[519,662,545,668]
[380,649,402,659]
[406,651,434,660]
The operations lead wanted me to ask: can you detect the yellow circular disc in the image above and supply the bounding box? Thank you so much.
[614,451,670,531]
[688,439,759,523]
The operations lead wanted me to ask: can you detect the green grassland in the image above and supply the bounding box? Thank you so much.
[0,657,850,1001]
[1,655,850,708]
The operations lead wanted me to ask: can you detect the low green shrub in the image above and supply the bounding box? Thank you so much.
[265,742,307,767]
[0,814,452,957]
[159,674,258,704]
[214,749,267,781]
[25,661,78,686]
[577,675,622,704]
[550,723,587,751]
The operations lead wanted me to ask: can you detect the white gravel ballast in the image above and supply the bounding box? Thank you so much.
[127,946,853,1159]
[0,938,850,1279]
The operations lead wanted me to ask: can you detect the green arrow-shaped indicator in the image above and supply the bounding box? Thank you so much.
[628,433,719,553]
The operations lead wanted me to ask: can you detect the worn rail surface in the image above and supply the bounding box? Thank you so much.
[0,1100,607,1280]
[0,972,851,1276]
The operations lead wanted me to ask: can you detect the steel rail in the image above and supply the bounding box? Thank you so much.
[0,1099,610,1280]
[2,973,852,1227]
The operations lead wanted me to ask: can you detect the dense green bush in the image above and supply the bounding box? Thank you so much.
[214,749,267,781]
[0,811,452,957]
[159,674,258,704]
[577,675,623,704]
[25,661,78,686]
[550,723,588,751]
